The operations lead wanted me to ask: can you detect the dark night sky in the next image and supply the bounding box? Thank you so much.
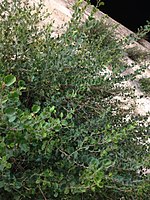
[90,0,150,39]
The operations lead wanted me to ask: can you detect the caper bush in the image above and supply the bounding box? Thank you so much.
[0,0,149,199]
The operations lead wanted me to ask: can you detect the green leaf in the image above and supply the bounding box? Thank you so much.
[94,170,104,187]
[61,120,68,126]
[0,181,4,188]
[60,112,64,118]
[4,75,16,86]
[67,113,72,119]
[42,132,47,138]
[64,187,69,194]
[6,163,11,169]
[103,159,112,167]
[9,91,20,101]
[18,80,26,90]
[32,105,40,113]
[54,193,58,198]
[4,107,16,116]
[8,115,16,122]
[15,181,22,189]
[20,143,29,152]
[50,106,55,113]
[18,80,25,87]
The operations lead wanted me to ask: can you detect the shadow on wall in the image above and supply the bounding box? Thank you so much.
[90,0,150,41]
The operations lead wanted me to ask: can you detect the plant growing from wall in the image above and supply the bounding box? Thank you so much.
[0,0,149,199]
[125,20,150,44]
[139,77,150,96]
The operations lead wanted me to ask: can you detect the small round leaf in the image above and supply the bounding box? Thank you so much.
[5,107,16,116]
[4,75,16,86]
[32,105,40,113]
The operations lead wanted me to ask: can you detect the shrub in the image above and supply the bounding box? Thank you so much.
[139,78,150,96]
[0,0,149,199]
[0,0,124,107]
[124,20,150,44]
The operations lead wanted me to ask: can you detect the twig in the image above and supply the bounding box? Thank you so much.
[38,185,47,200]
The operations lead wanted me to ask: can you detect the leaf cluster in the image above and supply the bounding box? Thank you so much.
[0,1,149,199]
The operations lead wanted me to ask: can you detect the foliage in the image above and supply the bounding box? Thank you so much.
[0,0,149,199]
[125,20,150,45]
[85,0,105,7]
[136,20,150,41]
[139,78,150,96]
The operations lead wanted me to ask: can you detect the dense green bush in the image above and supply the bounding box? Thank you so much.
[0,0,149,199]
